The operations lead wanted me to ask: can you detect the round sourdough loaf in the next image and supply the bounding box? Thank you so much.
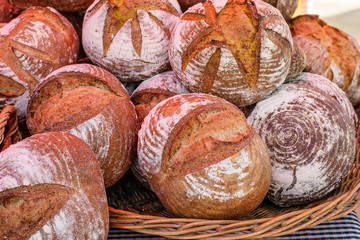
[130,71,189,123]
[169,0,293,107]
[138,93,271,219]
[0,7,79,122]
[247,72,357,207]
[289,14,360,105]
[26,64,138,188]
[262,0,298,21]
[82,0,182,82]
[0,132,109,239]
[8,0,94,12]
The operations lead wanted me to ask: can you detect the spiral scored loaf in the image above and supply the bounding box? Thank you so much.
[289,15,360,105]
[26,64,138,188]
[247,72,356,207]
[9,0,94,12]
[262,0,298,21]
[82,0,182,82]
[138,93,271,219]
[0,132,109,239]
[0,7,79,122]
[169,0,293,107]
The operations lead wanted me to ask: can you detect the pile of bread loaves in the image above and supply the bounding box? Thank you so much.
[1,0,359,238]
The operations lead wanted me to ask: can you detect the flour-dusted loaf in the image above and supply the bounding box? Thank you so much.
[138,93,271,219]
[9,0,94,12]
[262,0,298,21]
[26,64,138,188]
[82,0,182,82]
[289,14,360,105]
[169,0,293,107]
[131,71,189,123]
[0,7,79,122]
[247,72,357,207]
[0,132,109,239]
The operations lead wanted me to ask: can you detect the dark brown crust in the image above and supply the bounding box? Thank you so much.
[0,0,21,23]
[8,0,94,12]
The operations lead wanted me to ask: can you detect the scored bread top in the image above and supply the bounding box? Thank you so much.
[0,132,108,239]
[138,93,254,181]
[27,63,129,133]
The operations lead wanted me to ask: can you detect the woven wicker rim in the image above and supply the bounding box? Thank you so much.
[109,126,360,239]
[0,105,21,152]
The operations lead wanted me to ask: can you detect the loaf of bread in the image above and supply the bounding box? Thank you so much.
[289,14,360,105]
[169,0,293,107]
[0,7,79,122]
[9,0,94,12]
[26,63,138,188]
[131,71,189,123]
[82,0,182,82]
[138,93,271,219]
[0,132,109,239]
[0,0,21,23]
[247,72,356,207]
[262,0,298,21]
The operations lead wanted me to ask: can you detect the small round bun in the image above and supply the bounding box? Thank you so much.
[247,72,357,207]
[138,93,271,219]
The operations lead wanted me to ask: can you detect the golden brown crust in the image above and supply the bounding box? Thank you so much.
[26,64,138,188]
[138,94,271,219]
[8,0,94,12]
[289,14,360,104]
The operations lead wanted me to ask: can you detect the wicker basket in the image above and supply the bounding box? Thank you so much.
[0,105,22,152]
[108,126,360,239]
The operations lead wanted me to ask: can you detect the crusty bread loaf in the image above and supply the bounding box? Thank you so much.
[26,64,138,188]
[247,72,356,207]
[138,93,271,219]
[169,0,293,107]
[9,0,94,12]
[0,132,109,239]
[82,0,182,82]
[131,71,189,123]
[262,0,298,21]
[0,7,79,122]
[289,14,360,105]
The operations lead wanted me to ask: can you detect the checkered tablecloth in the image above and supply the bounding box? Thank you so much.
[108,211,360,239]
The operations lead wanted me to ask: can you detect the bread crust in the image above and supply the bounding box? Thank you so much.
[0,7,79,122]
[9,0,94,12]
[138,93,271,219]
[26,64,138,188]
[0,132,109,239]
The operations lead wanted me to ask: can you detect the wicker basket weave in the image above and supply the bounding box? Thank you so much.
[0,105,22,152]
[108,126,360,239]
